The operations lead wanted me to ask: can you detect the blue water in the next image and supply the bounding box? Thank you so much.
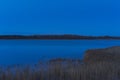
[0,40,120,65]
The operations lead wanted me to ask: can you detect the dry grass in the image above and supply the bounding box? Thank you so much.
[0,58,120,80]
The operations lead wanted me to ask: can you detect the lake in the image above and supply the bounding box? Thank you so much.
[0,40,120,66]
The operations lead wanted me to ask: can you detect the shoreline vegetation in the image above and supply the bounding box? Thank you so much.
[0,34,120,40]
[1,46,120,80]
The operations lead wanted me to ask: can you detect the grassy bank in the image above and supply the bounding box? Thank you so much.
[1,46,120,80]
[0,59,120,80]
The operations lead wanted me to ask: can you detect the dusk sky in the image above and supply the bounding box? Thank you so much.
[0,0,120,36]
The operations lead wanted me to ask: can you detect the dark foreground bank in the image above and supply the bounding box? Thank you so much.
[1,46,120,80]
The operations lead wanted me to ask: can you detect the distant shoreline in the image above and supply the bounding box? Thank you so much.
[0,34,120,40]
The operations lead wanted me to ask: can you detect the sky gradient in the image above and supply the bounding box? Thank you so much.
[0,0,120,36]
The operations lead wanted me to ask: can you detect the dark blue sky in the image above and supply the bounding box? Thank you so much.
[0,0,120,36]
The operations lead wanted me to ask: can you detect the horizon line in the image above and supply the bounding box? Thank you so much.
[0,34,119,37]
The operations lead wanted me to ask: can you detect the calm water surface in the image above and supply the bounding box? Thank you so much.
[0,40,120,65]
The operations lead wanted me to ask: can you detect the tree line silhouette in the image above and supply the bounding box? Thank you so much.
[0,34,120,39]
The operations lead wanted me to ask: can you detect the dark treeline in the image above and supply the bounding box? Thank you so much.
[0,34,120,39]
